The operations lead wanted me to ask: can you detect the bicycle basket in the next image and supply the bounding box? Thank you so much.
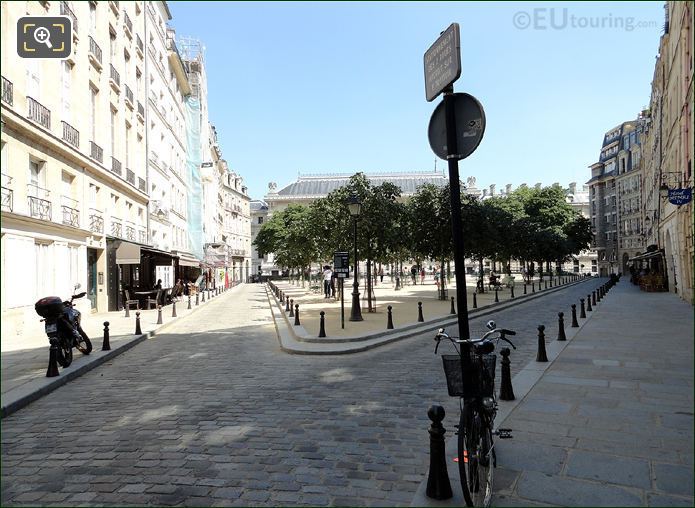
[441,354,496,398]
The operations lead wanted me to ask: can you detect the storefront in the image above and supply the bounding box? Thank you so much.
[628,247,668,292]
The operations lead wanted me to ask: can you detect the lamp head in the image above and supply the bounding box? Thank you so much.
[347,194,361,217]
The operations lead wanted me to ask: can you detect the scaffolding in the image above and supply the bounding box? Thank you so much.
[178,36,204,98]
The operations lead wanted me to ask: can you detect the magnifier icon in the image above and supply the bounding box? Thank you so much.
[34,26,52,48]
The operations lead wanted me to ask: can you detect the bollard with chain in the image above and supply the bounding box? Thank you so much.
[580,298,586,318]
[387,305,394,329]
[172,301,177,318]
[586,294,592,312]
[425,405,453,500]
[46,337,60,377]
[102,321,111,350]
[294,304,300,326]
[318,311,326,338]
[494,288,499,303]
[472,292,477,308]
[418,301,424,322]
[289,299,294,317]
[536,325,548,362]
[135,311,142,335]
[499,347,515,400]
[157,305,163,325]
[450,296,456,315]
[557,312,566,340]
[571,304,579,327]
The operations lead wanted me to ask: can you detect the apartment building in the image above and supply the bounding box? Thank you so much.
[1,0,148,332]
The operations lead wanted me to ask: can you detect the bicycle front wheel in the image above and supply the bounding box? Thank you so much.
[458,406,494,507]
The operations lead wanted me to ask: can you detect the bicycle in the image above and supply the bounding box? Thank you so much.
[433,321,517,507]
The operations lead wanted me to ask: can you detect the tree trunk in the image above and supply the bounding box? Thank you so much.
[478,256,485,293]
[367,258,373,312]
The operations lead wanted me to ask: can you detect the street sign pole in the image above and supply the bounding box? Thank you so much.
[340,278,345,329]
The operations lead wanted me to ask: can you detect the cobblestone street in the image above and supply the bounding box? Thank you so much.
[0,279,661,506]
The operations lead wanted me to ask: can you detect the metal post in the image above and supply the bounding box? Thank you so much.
[532,281,535,293]
[340,278,345,329]
[450,297,456,315]
[349,216,363,321]
[472,292,477,309]
[157,305,163,325]
[418,301,424,322]
[289,299,294,317]
[46,337,60,377]
[318,311,326,338]
[196,292,199,306]
[557,312,566,340]
[523,282,527,294]
[536,325,548,362]
[387,305,394,329]
[571,304,579,327]
[294,304,300,326]
[135,311,142,335]
[494,288,499,303]
[286,296,291,312]
[592,290,596,306]
[499,347,515,400]
[586,294,592,312]
[188,295,192,310]
[580,298,586,318]
[102,321,111,350]
[510,285,514,298]
[425,405,453,500]
[202,290,205,302]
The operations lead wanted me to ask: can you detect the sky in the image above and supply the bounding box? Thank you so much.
[168,1,666,200]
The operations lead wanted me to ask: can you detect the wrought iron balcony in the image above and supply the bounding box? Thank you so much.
[1,76,12,106]
[124,12,133,35]
[110,217,123,238]
[60,1,78,32]
[89,208,104,234]
[136,35,144,54]
[138,177,146,193]
[126,168,135,185]
[138,228,147,244]
[109,1,120,16]
[1,173,13,212]
[109,64,120,89]
[88,36,103,67]
[125,221,136,241]
[125,84,134,106]
[111,156,122,176]
[137,101,145,119]
[27,184,51,221]
[90,141,103,163]
[61,121,79,148]
[61,196,80,228]
[27,97,51,129]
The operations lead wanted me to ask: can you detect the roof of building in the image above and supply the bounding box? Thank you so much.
[250,199,269,211]
[269,172,449,198]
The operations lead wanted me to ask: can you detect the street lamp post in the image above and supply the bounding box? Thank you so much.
[348,195,363,321]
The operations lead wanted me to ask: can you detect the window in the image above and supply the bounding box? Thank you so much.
[62,172,74,200]
[109,28,117,59]
[258,216,264,224]
[61,61,72,121]
[125,124,131,167]
[68,245,79,290]
[110,110,116,156]
[35,242,52,297]
[29,159,46,188]
[89,183,100,209]
[90,87,98,139]
[90,1,97,32]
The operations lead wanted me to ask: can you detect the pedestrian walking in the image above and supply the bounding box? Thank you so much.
[379,266,384,283]
[411,265,417,285]
[420,267,426,284]
[323,265,333,298]
[330,270,336,299]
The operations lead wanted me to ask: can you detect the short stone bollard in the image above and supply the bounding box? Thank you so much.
[188,295,192,310]
[157,305,163,325]
[592,290,596,306]
[425,405,453,500]
[172,301,177,318]
[46,337,60,377]
[580,299,586,318]
[472,292,477,309]
[196,292,199,306]
[523,283,527,295]
[450,297,456,315]
[318,311,326,338]
[499,347,515,400]
[557,312,566,341]
[418,301,424,322]
[289,299,294,317]
[586,294,592,312]
[294,304,300,326]
[494,288,499,303]
[510,285,515,298]
[571,304,579,327]
[286,297,291,312]
[387,305,394,329]
[135,311,142,335]
[102,321,111,351]
[536,325,548,362]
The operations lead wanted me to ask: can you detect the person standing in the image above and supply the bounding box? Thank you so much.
[323,266,333,298]
[379,266,384,283]
[411,265,417,285]
[420,267,426,284]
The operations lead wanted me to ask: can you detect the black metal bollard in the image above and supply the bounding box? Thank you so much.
[289,299,294,317]
[549,278,553,288]
[157,305,163,325]
[188,295,192,310]
[523,283,527,295]
[172,301,177,318]
[499,347,515,400]
[536,325,548,362]
[425,405,453,500]
[592,290,597,306]
[597,287,602,302]
[571,304,579,327]
[510,285,515,298]
[102,321,111,350]
[202,290,205,302]
[125,304,130,318]
[557,312,566,341]
[196,292,199,306]
[318,311,326,338]
[418,301,424,322]
[494,288,499,303]
[586,294,592,312]
[294,304,300,326]
[285,297,291,312]
[280,291,284,304]
[450,297,456,315]
[580,299,586,318]
[46,337,60,377]
[387,305,394,329]
[532,281,536,293]
[472,292,477,308]
[135,311,142,335]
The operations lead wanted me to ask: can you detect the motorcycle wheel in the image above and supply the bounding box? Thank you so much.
[75,326,92,355]
[59,339,73,367]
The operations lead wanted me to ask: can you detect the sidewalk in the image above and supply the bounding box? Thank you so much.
[413,279,694,506]
[1,284,241,417]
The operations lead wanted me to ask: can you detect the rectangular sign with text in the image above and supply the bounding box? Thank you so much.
[333,251,350,273]
[424,23,461,102]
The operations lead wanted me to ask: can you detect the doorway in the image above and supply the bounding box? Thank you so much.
[87,248,98,310]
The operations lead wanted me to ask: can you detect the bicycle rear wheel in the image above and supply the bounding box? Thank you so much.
[458,406,494,507]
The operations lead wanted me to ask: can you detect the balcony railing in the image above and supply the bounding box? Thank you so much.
[126,168,135,185]
[1,76,12,106]
[88,36,103,65]
[1,173,13,212]
[111,156,122,176]
[60,1,78,32]
[138,228,147,244]
[136,35,144,54]
[89,208,104,234]
[125,84,134,106]
[27,184,52,221]
[27,97,51,129]
[110,217,123,238]
[138,177,146,193]
[61,196,80,228]
[109,64,120,88]
[109,1,120,16]
[61,121,79,148]
[137,101,145,118]
[124,12,133,35]
[125,221,136,241]
[90,141,103,163]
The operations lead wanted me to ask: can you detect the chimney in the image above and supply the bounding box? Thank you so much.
[505,184,512,195]
[534,183,542,190]
[489,184,496,196]
[569,182,577,194]
[482,189,488,197]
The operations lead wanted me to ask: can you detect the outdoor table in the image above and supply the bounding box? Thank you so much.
[134,290,158,308]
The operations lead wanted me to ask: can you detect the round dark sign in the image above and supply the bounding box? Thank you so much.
[428,92,486,161]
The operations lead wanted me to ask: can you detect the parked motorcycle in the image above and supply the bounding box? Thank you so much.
[35,284,92,368]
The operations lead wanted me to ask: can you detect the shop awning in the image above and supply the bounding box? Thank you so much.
[115,241,141,264]
[178,256,201,267]
[628,250,664,262]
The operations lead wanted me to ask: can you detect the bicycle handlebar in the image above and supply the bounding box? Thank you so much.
[434,327,517,354]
